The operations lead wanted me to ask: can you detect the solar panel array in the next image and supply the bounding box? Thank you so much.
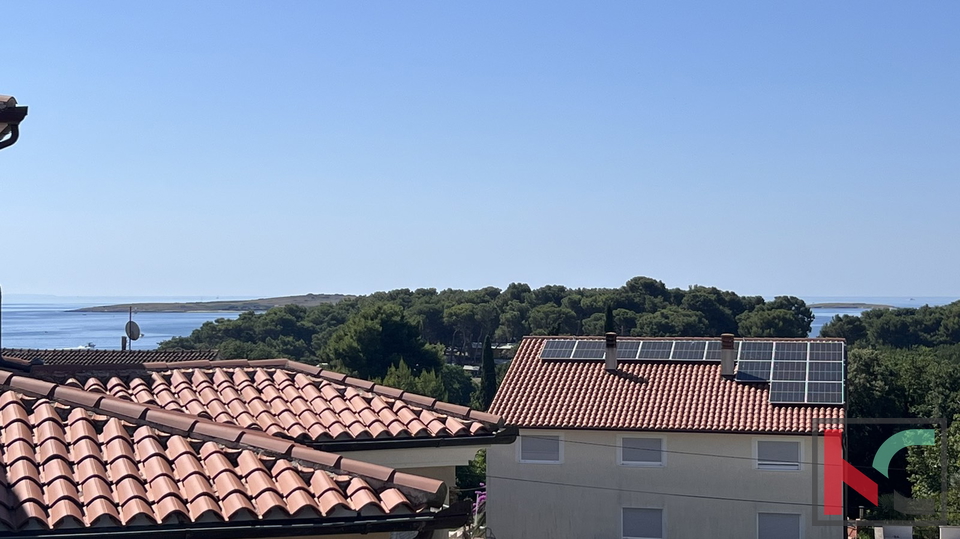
[538,339,845,405]
[732,341,845,405]
[539,339,741,362]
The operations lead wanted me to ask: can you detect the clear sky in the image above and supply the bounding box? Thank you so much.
[2,1,959,299]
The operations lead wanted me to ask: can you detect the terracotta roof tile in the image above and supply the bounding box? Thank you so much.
[490,336,844,434]
[0,370,454,534]
[60,362,503,445]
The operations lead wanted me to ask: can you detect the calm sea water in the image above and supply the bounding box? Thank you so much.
[805,296,957,337]
[1,295,957,350]
[1,296,243,350]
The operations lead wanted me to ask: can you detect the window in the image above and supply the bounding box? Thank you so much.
[622,508,663,539]
[758,512,800,539]
[756,440,800,470]
[620,437,663,466]
[519,434,561,463]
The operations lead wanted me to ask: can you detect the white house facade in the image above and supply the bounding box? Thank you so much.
[488,335,845,539]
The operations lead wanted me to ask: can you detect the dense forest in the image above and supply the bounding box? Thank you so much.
[160,276,815,361]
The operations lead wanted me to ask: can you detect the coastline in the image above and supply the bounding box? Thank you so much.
[69,293,351,313]
[808,302,894,310]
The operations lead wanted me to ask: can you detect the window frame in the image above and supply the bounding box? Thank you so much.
[753,438,802,471]
[756,511,802,539]
[621,506,665,539]
[517,431,564,464]
[617,434,666,467]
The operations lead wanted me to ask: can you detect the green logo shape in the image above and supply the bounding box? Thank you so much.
[872,429,936,478]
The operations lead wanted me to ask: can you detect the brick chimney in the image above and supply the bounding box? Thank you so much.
[605,332,618,372]
[720,333,735,378]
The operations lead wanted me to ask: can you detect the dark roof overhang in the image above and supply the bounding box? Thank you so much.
[0,501,472,539]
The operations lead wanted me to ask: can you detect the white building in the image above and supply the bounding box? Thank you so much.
[488,335,846,539]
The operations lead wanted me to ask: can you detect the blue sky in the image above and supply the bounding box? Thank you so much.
[2,2,959,298]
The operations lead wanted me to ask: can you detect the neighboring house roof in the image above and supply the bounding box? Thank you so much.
[1,348,219,368]
[0,370,467,535]
[490,336,844,435]
[36,359,508,451]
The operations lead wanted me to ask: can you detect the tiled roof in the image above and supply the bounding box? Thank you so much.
[0,370,460,534]
[490,336,844,435]
[51,359,503,447]
[1,348,220,367]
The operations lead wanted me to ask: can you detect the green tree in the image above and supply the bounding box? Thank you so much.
[736,297,814,338]
[819,315,868,347]
[604,305,615,333]
[681,288,736,335]
[480,336,496,410]
[527,304,577,335]
[416,369,447,401]
[456,449,487,502]
[321,303,442,380]
[380,360,420,393]
[634,307,708,337]
[612,308,639,335]
[440,364,476,407]
[737,309,805,337]
[581,312,606,335]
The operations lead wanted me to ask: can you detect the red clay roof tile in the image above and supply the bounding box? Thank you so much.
[490,336,844,434]
[0,362,469,535]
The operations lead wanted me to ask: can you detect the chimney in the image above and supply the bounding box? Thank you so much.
[720,333,735,378]
[604,332,618,372]
[121,336,128,351]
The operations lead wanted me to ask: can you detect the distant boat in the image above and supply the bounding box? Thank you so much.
[77,342,96,350]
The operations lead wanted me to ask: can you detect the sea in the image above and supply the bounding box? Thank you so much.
[0,295,957,350]
[1,296,244,350]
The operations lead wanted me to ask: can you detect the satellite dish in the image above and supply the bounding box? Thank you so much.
[125,321,141,341]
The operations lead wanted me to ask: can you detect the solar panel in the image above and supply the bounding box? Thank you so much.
[739,341,774,361]
[770,381,807,404]
[704,340,739,360]
[809,342,845,361]
[616,341,641,359]
[808,362,843,382]
[772,361,806,381]
[540,340,575,359]
[774,342,808,361]
[638,341,673,359]
[572,340,606,359]
[539,338,846,405]
[806,382,844,404]
[736,361,772,382]
[671,341,707,360]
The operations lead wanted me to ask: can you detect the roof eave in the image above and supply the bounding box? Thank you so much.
[307,424,519,452]
[0,501,472,539]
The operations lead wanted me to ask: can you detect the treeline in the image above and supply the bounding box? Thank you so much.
[160,276,816,365]
[820,301,960,349]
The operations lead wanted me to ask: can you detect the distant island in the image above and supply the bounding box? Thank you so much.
[70,293,352,313]
[808,302,894,310]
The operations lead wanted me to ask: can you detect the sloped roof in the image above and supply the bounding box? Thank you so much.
[47,359,505,448]
[0,370,462,535]
[490,336,844,435]
[1,348,219,368]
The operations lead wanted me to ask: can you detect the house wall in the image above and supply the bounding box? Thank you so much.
[487,429,840,539]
